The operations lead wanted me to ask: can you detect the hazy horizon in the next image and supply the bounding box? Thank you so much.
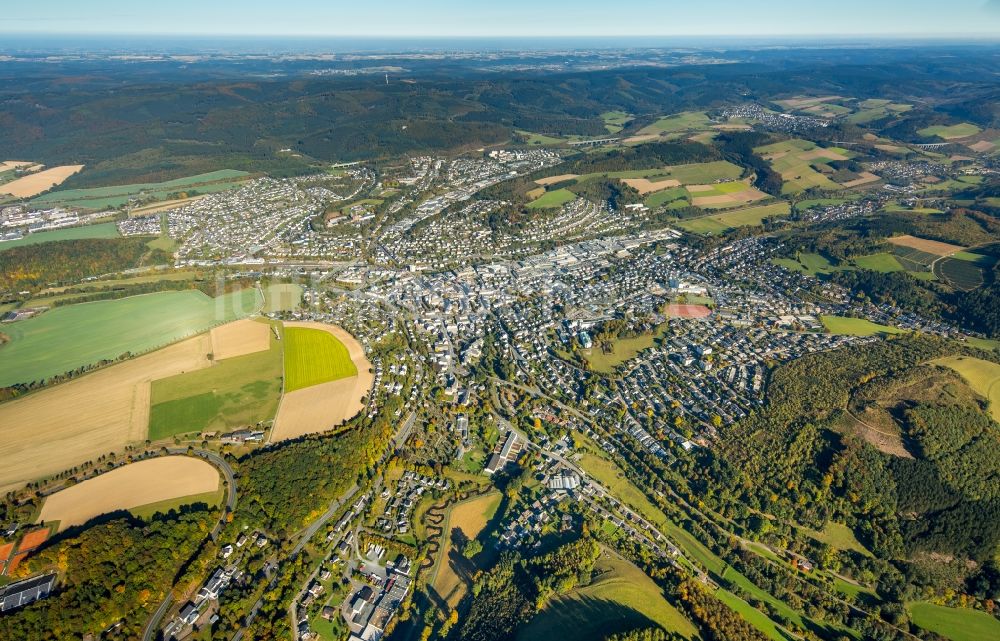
[1,0,999,39]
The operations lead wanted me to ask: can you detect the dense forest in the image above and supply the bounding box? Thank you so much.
[0,510,213,641]
[0,237,161,291]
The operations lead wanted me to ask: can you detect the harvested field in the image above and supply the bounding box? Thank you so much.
[37,456,221,532]
[800,148,849,161]
[270,322,373,442]
[887,235,965,256]
[665,304,712,319]
[933,356,1000,423]
[840,172,881,188]
[210,318,270,360]
[0,335,212,494]
[969,140,996,153]
[433,492,502,608]
[128,195,207,217]
[0,161,33,173]
[535,174,578,186]
[677,202,791,235]
[0,165,84,198]
[621,177,681,194]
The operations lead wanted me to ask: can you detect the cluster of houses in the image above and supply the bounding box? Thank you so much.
[343,554,413,641]
[375,471,448,537]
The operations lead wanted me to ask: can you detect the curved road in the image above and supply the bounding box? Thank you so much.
[142,448,237,641]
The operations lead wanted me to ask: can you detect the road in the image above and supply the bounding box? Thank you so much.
[142,448,237,641]
[232,484,359,641]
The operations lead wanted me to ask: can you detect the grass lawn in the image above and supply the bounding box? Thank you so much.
[31,170,250,210]
[908,602,1000,641]
[527,188,577,209]
[0,289,262,387]
[518,131,566,146]
[932,356,1000,422]
[802,522,871,556]
[283,326,357,392]
[821,316,903,337]
[638,111,711,136]
[148,320,284,439]
[852,253,905,272]
[644,187,689,209]
[715,589,789,641]
[518,548,699,641]
[601,111,633,133]
[772,252,844,276]
[263,283,304,313]
[584,325,667,373]
[676,202,790,235]
[917,123,982,140]
[0,222,120,249]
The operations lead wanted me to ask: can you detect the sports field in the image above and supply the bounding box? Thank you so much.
[0,288,263,387]
[148,320,283,440]
[917,123,981,140]
[676,202,790,235]
[0,222,120,249]
[517,548,699,641]
[527,188,576,209]
[271,322,373,441]
[283,326,358,392]
[31,169,250,210]
[821,316,903,337]
[933,356,1000,422]
[908,602,1000,641]
[0,165,85,198]
[37,456,221,532]
[433,492,503,608]
[0,335,212,493]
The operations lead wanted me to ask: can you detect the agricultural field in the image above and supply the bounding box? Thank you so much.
[685,180,768,209]
[262,283,304,313]
[772,253,842,276]
[148,320,283,440]
[917,123,982,140]
[754,139,856,194]
[517,548,699,641]
[527,188,577,209]
[30,169,250,210]
[887,235,965,256]
[821,316,904,337]
[0,335,212,494]
[0,222,120,249]
[637,111,711,136]
[676,202,790,235]
[907,602,1000,641]
[36,456,220,532]
[774,95,845,110]
[0,288,263,387]
[933,356,1000,422]
[283,325,358,392]
[270,322,373,442]
[432,492,503,608]
[847,100,912,125]
[0,165,85,198]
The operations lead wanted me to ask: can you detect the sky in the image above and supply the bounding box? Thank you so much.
[1,0,999,38]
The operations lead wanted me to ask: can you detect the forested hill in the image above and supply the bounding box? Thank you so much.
[2,46,999,186]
